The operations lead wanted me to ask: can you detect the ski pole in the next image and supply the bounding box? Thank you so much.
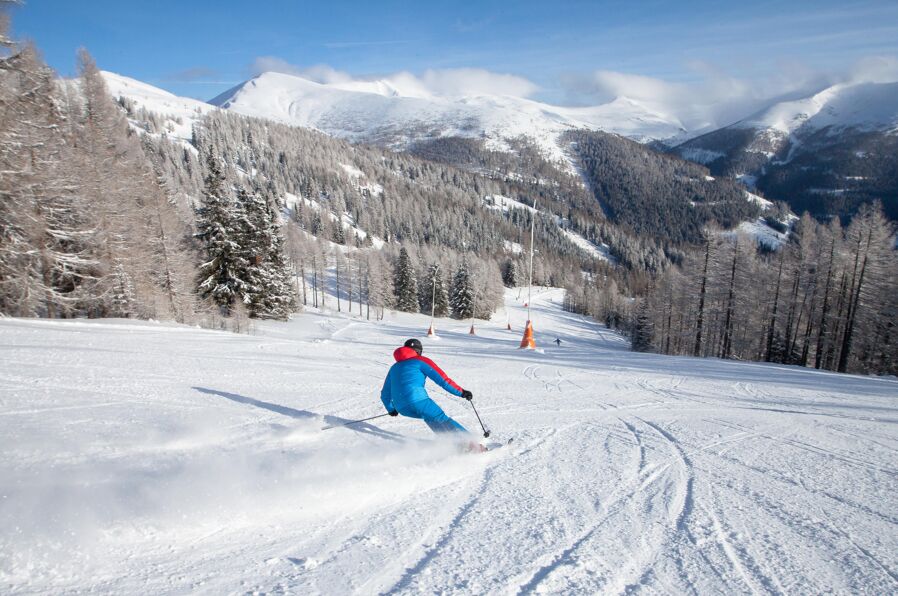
[469,401,491,438]
[321,412,391,431]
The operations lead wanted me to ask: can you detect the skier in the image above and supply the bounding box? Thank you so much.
[554,338,562,347]
[381,338,484,450]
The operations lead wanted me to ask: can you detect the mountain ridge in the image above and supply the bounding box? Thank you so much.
[672,80,898,220]
[206,70,691,162]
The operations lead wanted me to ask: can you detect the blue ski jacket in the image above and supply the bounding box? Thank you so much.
[380,346,464,412]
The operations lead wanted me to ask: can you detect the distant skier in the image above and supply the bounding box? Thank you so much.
[554,338,562,347]
[381,338,482,448]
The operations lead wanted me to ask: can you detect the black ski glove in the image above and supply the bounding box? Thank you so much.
[461,390,473,401]
[389,409,399,416]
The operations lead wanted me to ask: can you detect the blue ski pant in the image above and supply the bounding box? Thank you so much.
[397,397,467,434]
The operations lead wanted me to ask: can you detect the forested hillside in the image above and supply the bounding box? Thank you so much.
[757,129,898,222]
[672,80,898,223]
[566,130,761,245]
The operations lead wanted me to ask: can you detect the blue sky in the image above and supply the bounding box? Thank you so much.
[9,0,898,105]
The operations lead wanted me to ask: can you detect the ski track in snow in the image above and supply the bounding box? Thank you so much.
[1,287,897,594]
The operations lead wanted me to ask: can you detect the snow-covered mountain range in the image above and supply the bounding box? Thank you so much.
[101,71,622,262]
[738,81,898,135]
[105,70,898,173]
[672,81,898,219]
[103,70,898,223]
[675,81,898,171]
[208,72,690,161]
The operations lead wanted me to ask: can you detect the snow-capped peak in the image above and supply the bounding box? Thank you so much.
[736,80,898,135]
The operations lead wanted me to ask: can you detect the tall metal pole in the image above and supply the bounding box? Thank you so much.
[519,202,537,349]
[428,264,439,337]
[430,265,437,323]
[528,204,535,320]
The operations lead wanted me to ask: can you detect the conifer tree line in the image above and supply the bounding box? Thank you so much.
[284,237,508,322]
[625,204,897,375]
[0,38,198,320]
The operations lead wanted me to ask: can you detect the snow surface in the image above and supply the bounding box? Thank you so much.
[339,163,384,197]
[2,289,896,594]
[208,72,691,163]
[339,163,365,179]
[482,194,538,215]
[483,196,611,262]
[736,218,790,249]
[503,240,523,255]
[744,189,774,210]
[677,147,725,165]
[559,228,613,262]
[736,173,759,188]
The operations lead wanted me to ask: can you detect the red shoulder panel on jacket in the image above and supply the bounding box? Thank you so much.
[415,355,463,392]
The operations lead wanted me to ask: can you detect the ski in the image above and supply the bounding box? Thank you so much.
[483,437,514,451]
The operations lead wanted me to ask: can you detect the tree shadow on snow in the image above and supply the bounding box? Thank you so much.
[192,386,405,442]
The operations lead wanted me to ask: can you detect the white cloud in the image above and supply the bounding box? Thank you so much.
[561,69,772,129]
[249,57,354,84]
[248,57,538,99]
[561,55,898,130]
[249,55,897,129]
[845,55,898,84]
[417,68,538,98]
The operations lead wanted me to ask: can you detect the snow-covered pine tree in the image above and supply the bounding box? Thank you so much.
[233,185,295,320]
[109,262,135,318]
[450,258,475,319]
[195,151,247,315]
[502,259,518,287]
[310,210,323,236]
[394,246,418,312]
[332,216,346,244]
[261,201,297,320]
[232,186,263,313]
[630,298,654,352]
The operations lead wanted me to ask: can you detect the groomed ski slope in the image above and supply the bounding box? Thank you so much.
[1,288,896,594]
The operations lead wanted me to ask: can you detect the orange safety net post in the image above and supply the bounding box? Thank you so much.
[469,323,476,335]
[426,323,436,337]
[519,320,536,349]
